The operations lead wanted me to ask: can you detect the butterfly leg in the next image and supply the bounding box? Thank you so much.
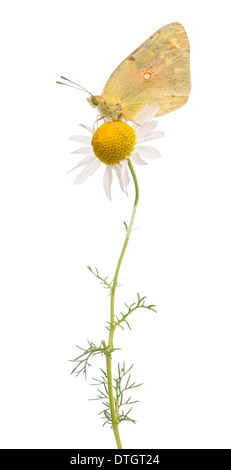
[111,122,127,138]
[93,115,105,137]
[121,111,141,126]
[115,101,141,126]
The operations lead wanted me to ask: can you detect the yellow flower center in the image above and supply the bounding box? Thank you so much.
[92,121,136,166]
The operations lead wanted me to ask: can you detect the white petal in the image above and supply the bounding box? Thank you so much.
[136,120,158,140]
[79,123,93,134]
[130,151,148,165]
[73,159,101,184]
[67,154,96,173]
[134,103,160,123]
[69,135,91,144]
[120,160,130,195]
[136,121,160,141]
[137,129,165,144]
[137,145,161,159]
[103,166,113,200]
[70,146,93,155]
[113,164,125,193]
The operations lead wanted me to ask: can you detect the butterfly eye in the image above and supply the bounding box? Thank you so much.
[92,96,99,106]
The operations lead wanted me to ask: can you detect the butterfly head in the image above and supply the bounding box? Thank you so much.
[88,95,123,121]
[88,95,115,119]
[87,95,104,108]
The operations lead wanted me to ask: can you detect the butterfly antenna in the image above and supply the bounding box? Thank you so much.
[56,76,92,96]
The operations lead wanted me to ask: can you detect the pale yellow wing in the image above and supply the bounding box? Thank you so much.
[102,22,191,118]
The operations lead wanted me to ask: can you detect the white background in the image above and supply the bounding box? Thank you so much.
[0,0,231,450]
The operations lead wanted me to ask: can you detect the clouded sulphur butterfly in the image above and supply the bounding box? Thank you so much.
[58,22,191,121]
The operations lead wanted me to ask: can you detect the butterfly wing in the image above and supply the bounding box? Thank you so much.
[102,22,191,118]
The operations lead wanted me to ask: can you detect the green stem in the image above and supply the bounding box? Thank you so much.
[106,158,139,449]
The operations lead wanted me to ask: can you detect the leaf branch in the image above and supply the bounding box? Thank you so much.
[106,292,157,332]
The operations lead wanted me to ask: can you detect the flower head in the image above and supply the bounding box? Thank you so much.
[92,121,136,165]
[68,103,164,199]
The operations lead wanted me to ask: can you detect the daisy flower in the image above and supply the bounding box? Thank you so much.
[68,103,164,200]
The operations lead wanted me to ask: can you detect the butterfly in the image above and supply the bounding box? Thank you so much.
[57,22,191,122]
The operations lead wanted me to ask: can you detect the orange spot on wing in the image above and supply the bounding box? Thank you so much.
[140,69,153,81]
